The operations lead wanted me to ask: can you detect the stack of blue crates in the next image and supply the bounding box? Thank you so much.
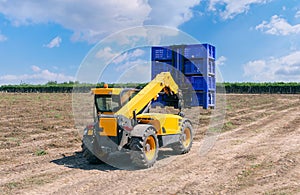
[151,44,216,109]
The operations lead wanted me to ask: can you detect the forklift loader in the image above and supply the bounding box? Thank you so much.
[82,72,193,168]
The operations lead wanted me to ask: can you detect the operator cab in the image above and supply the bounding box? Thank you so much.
[95,94,120,113]
[93,87,140,114]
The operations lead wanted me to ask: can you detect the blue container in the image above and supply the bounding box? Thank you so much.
[190,91,215,108]
[208,91,215,105]
[186,76,207,91]
[152,47,173,60]
[183,44,215,59]
[202,44,216,59]
[190,92,205,107]
[186,76,215,91]
[184,59,205,75]
[184,45,206,59]
[151,95,166,108]
[208,59,215,75]
[184,59,215,75]
[151,44,216,109]
[151,61,173,79]
[208,76,216,90]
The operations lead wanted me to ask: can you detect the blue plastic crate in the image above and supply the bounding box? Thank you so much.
[208,76,216,90]
[184,59,205,75]
[186,76,215,91]
[151,44,216,109]
[208,59,215,75]
[184,58,215,75]
[183,44,215,59]
[202,44,216,59]
[152,91,215,108]
[152,47,173,60]
[151,61,173,79]
[190,91,215,108]
[152,61,173,71]
[151,94,166,108]
[208,91,215,105]
[187,76,206,91]
[190,92,205,107]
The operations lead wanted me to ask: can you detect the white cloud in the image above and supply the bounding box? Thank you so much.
[131,48,145,57]
[115,58,149,72]
[113,48,145,64]
[95,47,119,60]
[112,48,147,72]
[116,59,150,83]
[145,0,200,27]
[209,0,270,19]
[111,52,129,65]
[215,55,227,66]
[31,65,41,72]
[295,10,300,18]
[0,31,7,42]
[44,36,62,48]
[255,15,300,35]
[282,6,286,11]
[0,1,200,43]
[0,66,75,85]
[243,51,300,82]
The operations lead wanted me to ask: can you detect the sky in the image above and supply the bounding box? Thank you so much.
[0,0,300,85]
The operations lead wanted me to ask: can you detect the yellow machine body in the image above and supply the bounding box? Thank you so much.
[115,72,178,119]
[99,118,118,136]
[92,88,122,95]
[90,72,183,140]
[83,72,193,168]
[90,72,182,137]
[136,113,182,135]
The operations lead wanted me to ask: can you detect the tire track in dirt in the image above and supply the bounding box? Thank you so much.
[201,96,299,136]
[82,100,299,193]
[19,102,300,195]
[188,97,283,139]
[18,145,203,195]
[0,148,78,186]
[168,105,300,194]
[0,129,80,162]
[223,108,300,194]
[1,94,299,194]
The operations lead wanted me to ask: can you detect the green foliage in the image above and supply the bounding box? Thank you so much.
[0,81,299,94]
[217,82,300,94]
[35,149,47,156]
[0,81,148,93]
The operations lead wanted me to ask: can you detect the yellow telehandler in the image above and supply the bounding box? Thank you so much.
[82,72,193,168]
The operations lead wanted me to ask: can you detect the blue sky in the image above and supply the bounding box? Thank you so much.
[0,0,300,85]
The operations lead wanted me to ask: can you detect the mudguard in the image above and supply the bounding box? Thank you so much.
[129,124,155,137]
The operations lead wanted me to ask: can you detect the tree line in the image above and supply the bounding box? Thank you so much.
[219,82,300,94]
[0,81,147,93]
[0,81,299,94]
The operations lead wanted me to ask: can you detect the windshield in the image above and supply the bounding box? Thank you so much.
[95,95,120,113]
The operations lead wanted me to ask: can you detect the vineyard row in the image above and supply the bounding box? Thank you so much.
[0,82,300,94]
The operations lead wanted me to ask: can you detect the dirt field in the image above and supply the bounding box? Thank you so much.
[0,93,299,194]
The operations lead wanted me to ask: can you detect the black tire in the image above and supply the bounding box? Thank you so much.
[129,127,159,168]
[81,143,105,164]
[172,120,193,154]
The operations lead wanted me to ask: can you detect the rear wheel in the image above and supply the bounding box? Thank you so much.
[130,127,158,168]
[172,120,193,154]
[81,143,106,164]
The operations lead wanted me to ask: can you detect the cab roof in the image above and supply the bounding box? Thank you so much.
[91,88,122,95]
[91,88,139,95]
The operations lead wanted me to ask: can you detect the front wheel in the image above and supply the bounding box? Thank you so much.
[129,127,158,168]
[171,120,193,154]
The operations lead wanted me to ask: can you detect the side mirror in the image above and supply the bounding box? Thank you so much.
[132,110,137,126]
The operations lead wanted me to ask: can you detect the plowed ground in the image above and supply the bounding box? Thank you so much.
[0,93,299,194]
